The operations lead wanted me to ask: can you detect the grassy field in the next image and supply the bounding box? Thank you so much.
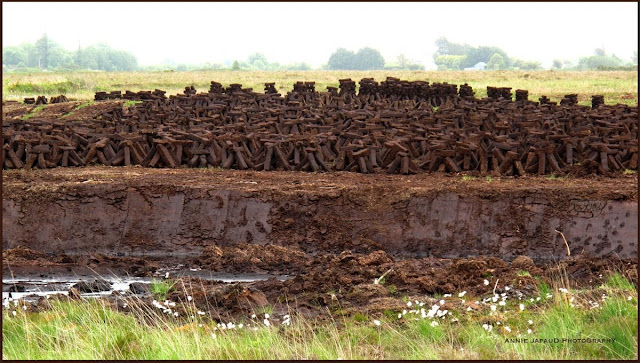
[3,273,637,360]
[2,70,638,107]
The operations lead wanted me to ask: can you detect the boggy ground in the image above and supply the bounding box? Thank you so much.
[3,245,637,322]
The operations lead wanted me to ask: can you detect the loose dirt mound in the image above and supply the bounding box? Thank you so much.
[200,243,310,274]
[166,249,639,318]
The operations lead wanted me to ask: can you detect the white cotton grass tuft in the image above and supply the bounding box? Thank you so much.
[504,326,511,333]
[519,304,525,311]
[458,291,467,297]
[187,296,193,302]
[527,329,532,334]
[430,320,439,327]
[528,320,533,325]
[484,279,490,286]
[265,313,270,319]
[263,319,271,327]
[211,333,217,339]
[373,319,381,326]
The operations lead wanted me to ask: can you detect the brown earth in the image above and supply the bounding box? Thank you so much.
[2,166,637,318]
[3,167,637,260]
[3,245,637,320]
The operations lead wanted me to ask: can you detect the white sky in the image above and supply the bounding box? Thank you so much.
[2,2,638,69]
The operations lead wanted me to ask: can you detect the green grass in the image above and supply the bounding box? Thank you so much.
[623,169,637,175]
[21,104,46,120]
[6,78,88,96]
[149,280,175,300]
[61,101,94,118]
[123,100,143,107]
[604,273,636,290]
[3,273,636,360]
[2,70,637,106]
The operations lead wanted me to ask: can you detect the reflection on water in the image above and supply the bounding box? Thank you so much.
[3,269,292,302]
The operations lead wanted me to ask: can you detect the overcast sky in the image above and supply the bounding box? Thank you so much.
[2,2,638,69]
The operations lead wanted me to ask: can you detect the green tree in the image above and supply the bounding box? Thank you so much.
[353,47,385,70]
[252,60,266,70]
[464,46,511,68]
[512,58,542,70]
[327,48,356,70]
[397,54,409,69]
[434,55,466,70]
[487,53,506,70]
[552,59,563,69]
[35,34,54,69]
[2,46,25,66]
[595,48,606,56]
[577,54,623,69]
[232,60,240,70]
[248,53,268,66]
[434,37,472,57]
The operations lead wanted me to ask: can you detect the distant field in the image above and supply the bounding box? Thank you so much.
[3,70,638,106]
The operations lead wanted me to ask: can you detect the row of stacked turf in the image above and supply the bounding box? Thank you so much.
[3,78,637,175]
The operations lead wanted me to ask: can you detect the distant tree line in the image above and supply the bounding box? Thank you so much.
[433,37,542,70]
[324,47,423,71]
[434,37,637,71]
[2,34,138,71]
[231,53,312,71]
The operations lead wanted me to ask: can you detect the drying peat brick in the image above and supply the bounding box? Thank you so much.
[35,96,48,105]
[459,83,475,98]
[49,95,68,104]
[515,89,528,102]
[5,78,637,177]
[264,83,278,94]
[23,98,36,104]
[560,94,578,106]
[592,95,605,109]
